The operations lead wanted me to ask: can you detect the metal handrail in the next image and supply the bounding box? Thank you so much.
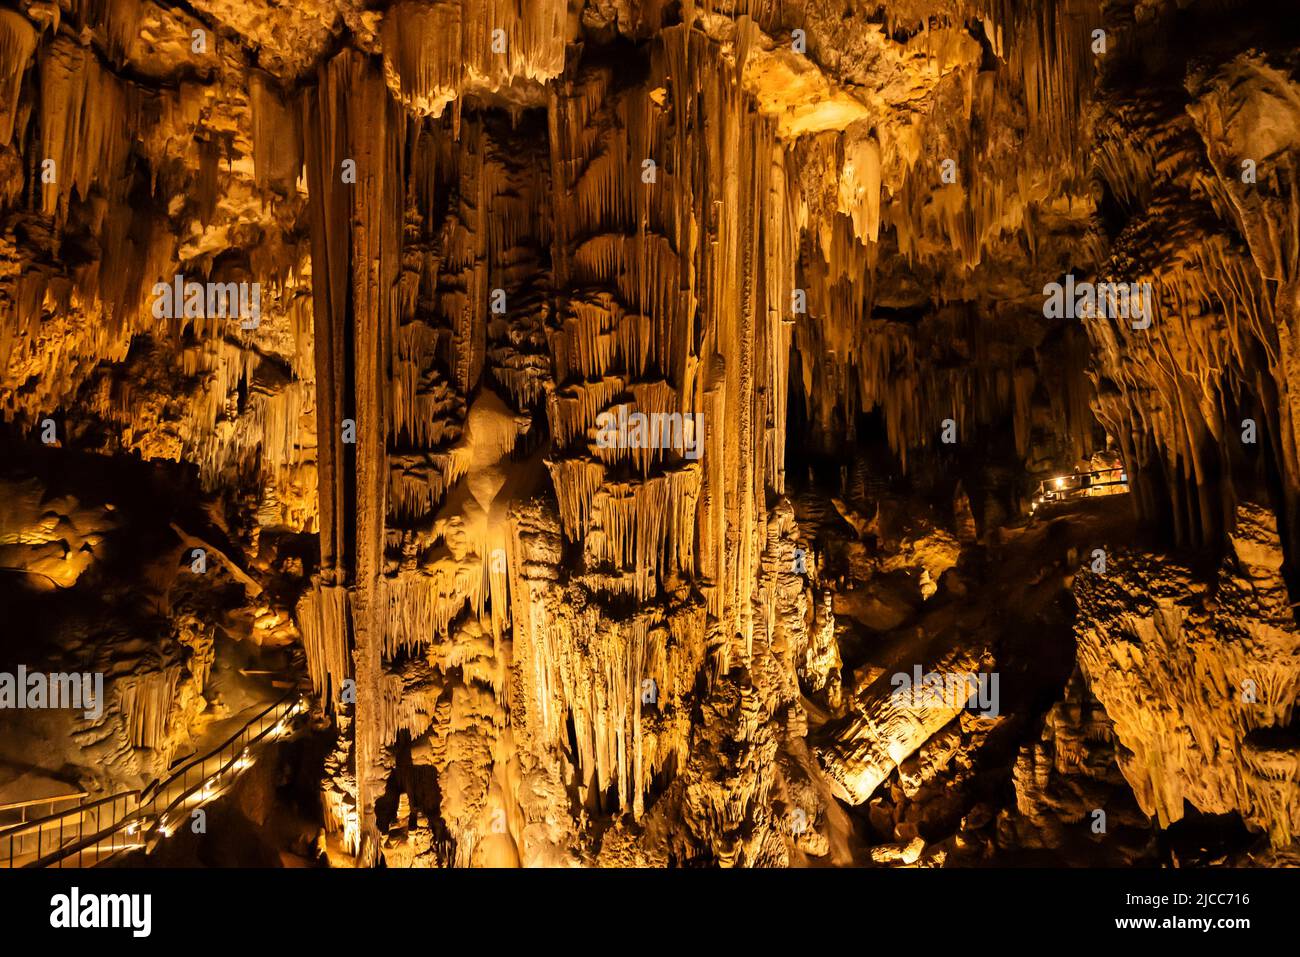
[0,791,88,832]
[1035,466,1126,491]
[0,791,89,814]
[153,697,298,836]
[142,693,294,805]
[0,690,304,868]
[31,791,145,869]
[1031,466,1130,510]
[1,789,141,869]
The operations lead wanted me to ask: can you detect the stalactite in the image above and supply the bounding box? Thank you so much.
[377,662,443,744]
[296,581,352,700]
[117,665,182,751]
[381,561,485,659]
[0,10,35,148]
[544,456,607,541]
[387,451,469,523]
[37,35,134,222]
[249,71,303,197]
[589,465,702,584]
[1085,57,1293,547]
[380,0,569,119]
[545,376,625,447]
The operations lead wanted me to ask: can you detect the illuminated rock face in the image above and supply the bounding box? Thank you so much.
[1074,505,1300,846]
[1,0,1299,867]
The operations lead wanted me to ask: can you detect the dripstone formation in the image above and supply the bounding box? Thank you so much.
[1,0,1298,868]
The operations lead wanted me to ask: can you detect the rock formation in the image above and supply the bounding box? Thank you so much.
[2,0,1298,869]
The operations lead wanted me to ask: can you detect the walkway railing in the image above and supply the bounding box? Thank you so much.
[0,691,306,868]
[1031,466,1129,512]
[0,790,140,869]
[148,692,301,844]
[0,791,87,830]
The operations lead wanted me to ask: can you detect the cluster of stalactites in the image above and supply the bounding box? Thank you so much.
[511,500,711,820]
[541,25,797,646]
[117,666,183,753]
[977,0,1104,173]
[296,581,352,702]
[379,555,492,660]
[771,0,1108,472]
[1083,44,1295,549]
[2,28,177,415]
[2,9,317,530]
[380,0,570,121]
[0,10,36,148]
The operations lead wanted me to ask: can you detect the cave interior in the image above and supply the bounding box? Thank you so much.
[1,0,1299,869]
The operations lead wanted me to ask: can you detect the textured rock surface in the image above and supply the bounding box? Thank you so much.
[1074,504,1300,845]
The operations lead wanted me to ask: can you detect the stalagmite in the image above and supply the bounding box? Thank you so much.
[817,641,998,805]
